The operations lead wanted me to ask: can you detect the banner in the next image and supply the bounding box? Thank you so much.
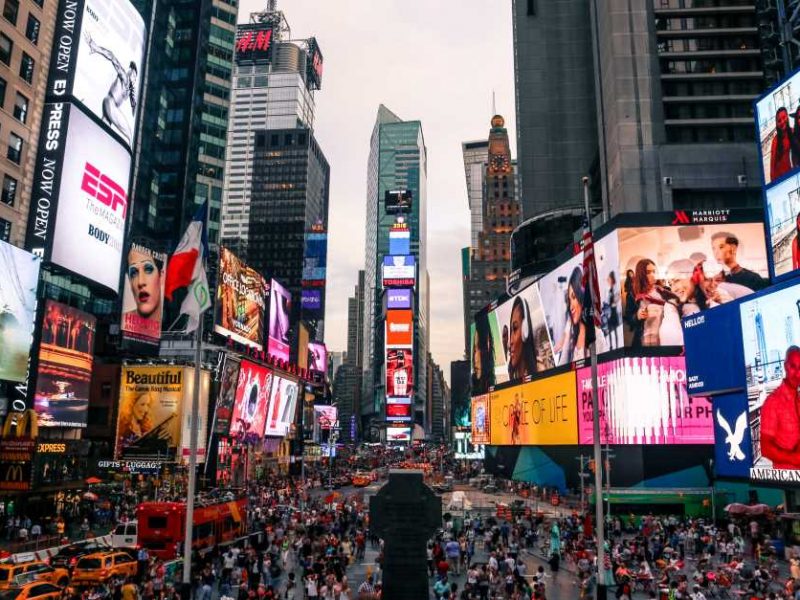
[214,355,240,435]
[179,369,210,464]
[385,310,413,348]
[121,243,166,347]
[0,439,34,491]
[471,395,490,444]
[0,241,40,382]
[116,366,184,459]
[265,376,299,437]
[214,247,268,349]
[386,348,413,397]
[229,360,272,442]
[268,279,291,361]
[307,342,327,372]
[489,371,578,445]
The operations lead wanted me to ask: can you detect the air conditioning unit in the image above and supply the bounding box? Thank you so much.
[737,174,748,186]
[663,176,673,186]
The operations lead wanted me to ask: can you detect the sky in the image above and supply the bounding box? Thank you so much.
[237,0,517,381]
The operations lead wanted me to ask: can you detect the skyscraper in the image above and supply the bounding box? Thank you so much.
[362,105,428,438]
[130,0,237,251]
[220,6,319,254]
[334,271,365,442]
[462,140,489,249]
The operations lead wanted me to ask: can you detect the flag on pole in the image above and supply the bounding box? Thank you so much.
[164,202,211,333]
[581,216,601,346]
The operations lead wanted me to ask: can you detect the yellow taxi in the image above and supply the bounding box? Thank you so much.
[0,562,69,591]
[351,473,371,487]
[70,552,137,585]
[0,581,63,600]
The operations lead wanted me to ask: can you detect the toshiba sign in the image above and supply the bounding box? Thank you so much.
[385,309,413,348]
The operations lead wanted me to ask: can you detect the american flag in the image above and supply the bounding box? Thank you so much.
[581,216,601,346]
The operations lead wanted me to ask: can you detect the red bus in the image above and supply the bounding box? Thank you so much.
[136,497,248,559]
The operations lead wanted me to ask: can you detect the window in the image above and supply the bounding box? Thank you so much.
[19,52,34,83]
[7,132,22,163]
[0,218,10,242]
[0,33,11,65]
[2,174,16,206]
[147,516,168,529]
[13,92,27,123]
[25,14,39,44]
[2,0,18,25]
[0,77,5,108]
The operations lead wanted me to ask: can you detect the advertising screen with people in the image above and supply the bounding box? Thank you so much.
[755,69,800,187]
[307,342,327,373]
[264,376,299,437]
[213,355,240,435]
[268,279,291,362]
[34,301,96,428]
[471,395,490,444]
[214,247,268,349]
[765,172,800,280]
[229,360,272,442]
[0,241,40,383]
[386,348,413,397]
[121,243,166,348]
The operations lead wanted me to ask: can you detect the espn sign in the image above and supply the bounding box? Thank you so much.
[82,162,128,218]
[385,309,413,348]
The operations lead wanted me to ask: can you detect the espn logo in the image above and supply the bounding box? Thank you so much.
[81,162,127,218]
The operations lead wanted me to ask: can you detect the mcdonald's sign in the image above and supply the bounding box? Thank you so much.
[0,437,34,492]
[1,409,38,439]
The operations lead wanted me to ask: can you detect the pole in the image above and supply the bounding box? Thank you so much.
[584,177,607,600]
[182,324,202,584]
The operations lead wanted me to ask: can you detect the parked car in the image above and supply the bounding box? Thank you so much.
[70,552,138,586]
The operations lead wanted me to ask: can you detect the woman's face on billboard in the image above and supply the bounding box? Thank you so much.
[509,304,524,369]
[128,249,161,319]
[568,285,581,325]
[133,393,151,421]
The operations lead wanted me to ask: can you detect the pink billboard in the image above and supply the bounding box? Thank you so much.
[576,356,713,445]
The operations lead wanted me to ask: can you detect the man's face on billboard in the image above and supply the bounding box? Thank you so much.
[786,350,800,390]
[712,237,735,267]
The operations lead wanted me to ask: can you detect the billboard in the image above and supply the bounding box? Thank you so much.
[382,255,416,287]
[387,288,412,310]
[27,103,131,292]
[265,376,299,437]
[115,367,184,459]
[213,355,240,435]
[306,37,324,90]
[314,405,337,430]
[385,310,413,348]
[765,173,800,281]
[488,371,578,446]
[0,241,40,382]
[385,190,412,213]
[302,231,327,283]
[389,229,411,256]
[235,24,273,63]
[47,0,146,149]
[713,392,752,479]
[214,247,268,349]
[471,395,490,444]
[179,370,210,464]
[301,289,323,312]
[34,301,95,428]
[454,431,485,460]
[268,279,291,362]
[229,360,273,442]
[682,300,746,396]
[755,69,800,187]
[386,427,411,442]
[386,348,413,397]
[121,243,166,347]
[307,342,327,373]
[618,222,768,348]
[576,357,713,445]
[386,399,412,422]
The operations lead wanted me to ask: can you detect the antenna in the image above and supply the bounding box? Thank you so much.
[492,90,496,116]
[268,0,277,11]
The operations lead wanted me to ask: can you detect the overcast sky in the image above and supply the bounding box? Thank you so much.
[238,0,516,381]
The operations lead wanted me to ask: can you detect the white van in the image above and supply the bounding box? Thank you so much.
[112,520,138,549]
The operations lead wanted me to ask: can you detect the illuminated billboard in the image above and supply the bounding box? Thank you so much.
[386,400,412,422]
[713,392,752,479]
[389,229,411,256]
[179,369,210,464]
[765,172,800,281]
[34,301,95,428]
[301,289,323,312]
[385,190,412,213]
[385,310,413,348]
[386,348,413,397]
[302,231,327,283]
[213,355,240,435]
[0,241,40,383]
[229,360,273,442]
[314,405,337,430]
[268,279,291,362]
[454,431,485,460]
[307,342,327,373]
[386,288,412,310]
[214,247,268,349]
[471,395,490,444]
[306,37,324,90]
[755,69,800,187]
[47,0,146,149]
[115,366,184,459]
[386,427,411,442]
[488,371,578,446]
[382,255,416,287]
[234,24,273,63]
[576,357,713,445]
[265,376,299,437]
[121,243,166,348]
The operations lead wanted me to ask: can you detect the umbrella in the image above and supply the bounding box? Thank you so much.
[724,503,749,516]
[85,477,102,485]
[83,491,99,501]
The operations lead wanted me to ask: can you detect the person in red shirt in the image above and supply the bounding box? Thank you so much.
[771,107,793,182]
[792,213,800,272]
[760,346,800,469]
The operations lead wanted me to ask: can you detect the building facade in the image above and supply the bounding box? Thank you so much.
[462,140,489,249]
[0,0,56,247]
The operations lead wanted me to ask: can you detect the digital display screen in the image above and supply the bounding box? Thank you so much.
[385,189,412,213]
[713,392,752,479]
[387,288,412,310]
[386,348,413,397]
[471,395,490,444]
[0,241,40,382]
[268,279,291,362]
[264,376,299,437]
[382,255,416,287]
[386,427,411,442]
[755,69,800,187]
[121,243,166,348]
[214,247,268,349]
[385,309,413,348]
[307,342,327,372]
[229,360,273,442]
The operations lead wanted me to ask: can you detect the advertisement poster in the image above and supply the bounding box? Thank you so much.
[301,289,323,313]
[302,232,327,283]
[387,288,412,309]
[618,223,768,348]
[454,431,485,460]
[576,357,713,445]
[264,376,299,437]
[386,427,411,442]
[471,395,490,444]
[307,342,327,372]
[382,255,416,287]
[314,405,337,430]
[389,229,411,256]
[268,279,291,362]
[489,371,578,446]
[179,370,210,464]
[386,348,413,397]
[213,355,240,435]
[72,0,146,147]
[0,439,35,492]
[34,301,95,428]
[385,189,412,213]
[229,360,272,442]
[755,70,800,186]
[0,241,40,382]
[120,243,166,347]
[765,173,800,280]
[51,107,131,292]
[214,247,268,349]
[385,310,413,348]
[712,392,752,479]
[115,366,183,459]
[386,400,412,422]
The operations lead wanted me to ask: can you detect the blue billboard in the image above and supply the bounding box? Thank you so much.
[713,392,752,479]
[682,300,746,396]
[303,232,327,283]
[389,229,410,256]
